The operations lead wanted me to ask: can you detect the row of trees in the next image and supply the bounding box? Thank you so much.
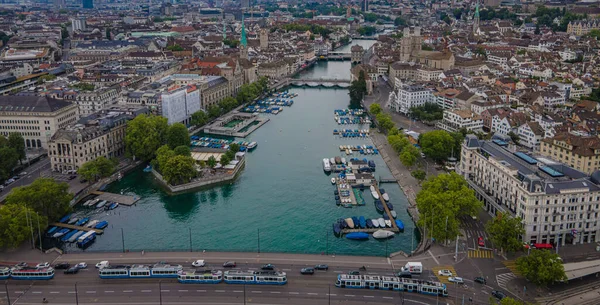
[357,26,377,36]
[388,130,421,168]
[125,115,190,162]
[0,133,26,182]
[409,103,443,123]
[77,156,118,183]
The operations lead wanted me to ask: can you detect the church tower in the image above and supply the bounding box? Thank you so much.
[239,15,248,59]
[473,1,480,35]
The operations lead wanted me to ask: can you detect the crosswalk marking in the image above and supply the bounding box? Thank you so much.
[496,273,516,290]
[502,260,521,276]
[468,249,494,259]
[431,265,458,284]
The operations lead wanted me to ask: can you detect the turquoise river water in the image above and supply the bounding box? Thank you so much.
[66,40,419,256]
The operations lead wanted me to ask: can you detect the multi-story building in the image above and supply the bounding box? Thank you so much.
[351,45,364,64]
[388,62,419,87]
[458,135,600,246]
[64,87,119,116]
[517,121,545,151]
[161,85,201,125]
[539,133,600,175]
[567,20,600,36]
[48,111,136,173]
[0,96,78,149]
[199,76,230,109]
[437,109,483,133]
[389,85,433,115]
[71,18,86,32]
[257,60,288,80]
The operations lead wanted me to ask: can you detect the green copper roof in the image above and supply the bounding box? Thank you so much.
[475,2,480,18]
[240,15,247,48]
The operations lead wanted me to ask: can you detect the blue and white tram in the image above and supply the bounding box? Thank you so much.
[223,270,287,285]
[335,274,448,297]
[99,264,182,279]
[0,267,10,280]
[150,264,183,278]
[10,267,55,280]
[178,270,223,284]
[98,267,130,279]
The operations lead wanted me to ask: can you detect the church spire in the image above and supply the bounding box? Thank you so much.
[223,20,227,40]
[473,1,480,35]
[240,14,247,48]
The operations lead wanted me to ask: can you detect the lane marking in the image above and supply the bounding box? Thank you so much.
[345,294,355,297]
[308,292,318,295]
[251,291,262,293]
[161,290,170,292]
[327,293,337,296]
[383,297,394,299]
[67,291,75,294]
[15,291,24,294]
[270,291,281,294]
[364,295,374,298]
[86,291,96,293]
[289,292,299,295]
[50,292,59,294]
[233,290,243,293]
[141,290,152,293]
[105,291,114,293]
[428,250,440,265]
[178,290,188,292]
[32,291,42,294]
[215,290,225,293]
[197,290,206,292]
[333,270,343,273]
[123,290,133,293]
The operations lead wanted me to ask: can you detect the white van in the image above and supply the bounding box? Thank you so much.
[400,262,423,274]
[95,261,109,269]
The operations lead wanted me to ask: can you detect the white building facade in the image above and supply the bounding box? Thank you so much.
[161,86,201,125]
[390,85,433,115]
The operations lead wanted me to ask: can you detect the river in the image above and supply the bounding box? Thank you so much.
[64,40,418,256]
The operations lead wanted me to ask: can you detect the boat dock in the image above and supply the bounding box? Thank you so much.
[335,179,358,207]
[374,184,399,231]
[341,227,397,234]
[51,223,103,234]
[89,191,140,206]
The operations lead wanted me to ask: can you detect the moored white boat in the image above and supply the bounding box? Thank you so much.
[371,219,380,228]
[382,193,390,202]
[345,218,354,229]
[385,220,392,227]
[391,210,397,218]
[371,191,379,200]
[86,220,99,228]
[373,230,395,239]
[377,218,386,227]
[322,158,331,172]
[369,185,376,192]
[331,178,336,184]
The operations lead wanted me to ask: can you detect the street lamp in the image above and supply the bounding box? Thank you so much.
[5,281,11,305]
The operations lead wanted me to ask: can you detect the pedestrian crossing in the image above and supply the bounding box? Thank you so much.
[502,260,521,276]
[496,273,516,290]
[431,265,458,284]
[468,249,494,259]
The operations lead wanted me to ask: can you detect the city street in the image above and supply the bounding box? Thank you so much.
[0,158,50,201]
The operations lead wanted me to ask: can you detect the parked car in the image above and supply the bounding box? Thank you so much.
[15,262,27,268]
[192,260,205,267]
[95,261,109,269]
[223,261,236,268]
[397,271,412,278]
[69,175,77,180]
[36,262,50,269]
[300,267,315,275]
[54,263,70,270]
[474,277,486,284]
[261,264,275,270]
[349,270,360,275]
[491,290,506,300]
[0,185,3,192]
[4,178,15,186]
[76,262,87,269]
[18,172,27,177]
[64,267,79,274]
[478,236,485,247]
[11,176,19,181]
[448,277,464,284]
[314,264,329,270]
[438,269,453,277]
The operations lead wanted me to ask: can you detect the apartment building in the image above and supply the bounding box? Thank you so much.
[517,121,545,151]
[161,85,201,125]
[48,112,130,173]
[0,96,78,149]
[437,109,483,133]
[64,87,119,116]
[539,133,600,175]
[458,135,600,246]
[389,85,433,115]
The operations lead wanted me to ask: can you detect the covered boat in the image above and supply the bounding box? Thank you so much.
[371,191,379,200]
[95,221,108,229]
[371,219,380,228]
[359,216,366,228]
[375,200,384,212]
[385,220,392,227]
[382,193,390,202]
[391,210,397,218]
[377,218,386,227]
[330,157,335,165]
[346,232,369,240]
[386,202,394,210]
[351,217,360,228]
[395,220,405,231]
[373,230,395,239]
[59,214,71,223]
[323,158,332,172]
[333,223,341,235]
[366,219,373,228]
[335,156,341,164]
[369,185,376,192]
[345,218,354,229]
[331,178,336,184]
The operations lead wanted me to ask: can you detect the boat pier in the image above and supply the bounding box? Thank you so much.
[341,227,397,234]
[374,184,399,231]
[335,179,359,207]
[89,191,140,206]
[51,223,103,234]
[378,177,398,184]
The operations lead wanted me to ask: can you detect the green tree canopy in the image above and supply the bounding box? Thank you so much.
[376,112,394,133]
[7,133,25,163]
[400,144,419,167]
[5,178,72,221]
[485,211,525,254]
[154,144,176,173]
[419,130,455,162]
[125,114,168,161]
[191,110,208,127]
[77,156,116,182]
[516,249,567,286]
[388,134,411,154]
[0,145,18,181]
[0,204,47,249]
[207,105,222,119]
[166,44,184,51]
[411,169,426,182]
[174,145,191,156]
[369,103,382,115]
[207,155,217,168]
[218,97,239,113]
[166,123,190,149]
[161,155,196,185]
[220,154,231,166]
[409,103,443,122]
[348,70,367,109]
[416,172,482,243]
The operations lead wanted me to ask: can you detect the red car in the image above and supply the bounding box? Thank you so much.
[478,237,485,247]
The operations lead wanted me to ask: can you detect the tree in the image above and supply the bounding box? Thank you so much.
[0,146,18,181]
[411,169,426,182]
[154,145,176,173]
[0,204,47,249]
[516,249,567,286]
[8,133,25,163]
[387,134,410,154]
[508,131,520,144]
[409,103,443,122]
[77,157,116,182]
[348,70,367,109]
[207,105,222,119]
[419,130,455,162]
[416,173,482,243]
[166,123,190,149]
[207,155,217,168]
[375,113,394,132]
[191,110,208,127]
[229,143,240,154]
[400,145,419,167]
[218,97,238,113]
[220,154,231,166]
[485,212,525,255]
[394,17,406,26]
[161,155,196,185]
[174,145,191,156]
[125,114,168,161]
[589,29,600,39]
[369,103,382,115]
[500,297,535,305]
[5,178,72,221]
[166,44,184,51]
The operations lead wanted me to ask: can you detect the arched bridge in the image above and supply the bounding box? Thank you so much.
[271,78,351,90]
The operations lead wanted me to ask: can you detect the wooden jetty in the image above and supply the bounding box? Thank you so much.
[89,191,140,206]
[335,178,358,206]
[374,184,399,231]
[51,223,103,234]
[339,183,400,234]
